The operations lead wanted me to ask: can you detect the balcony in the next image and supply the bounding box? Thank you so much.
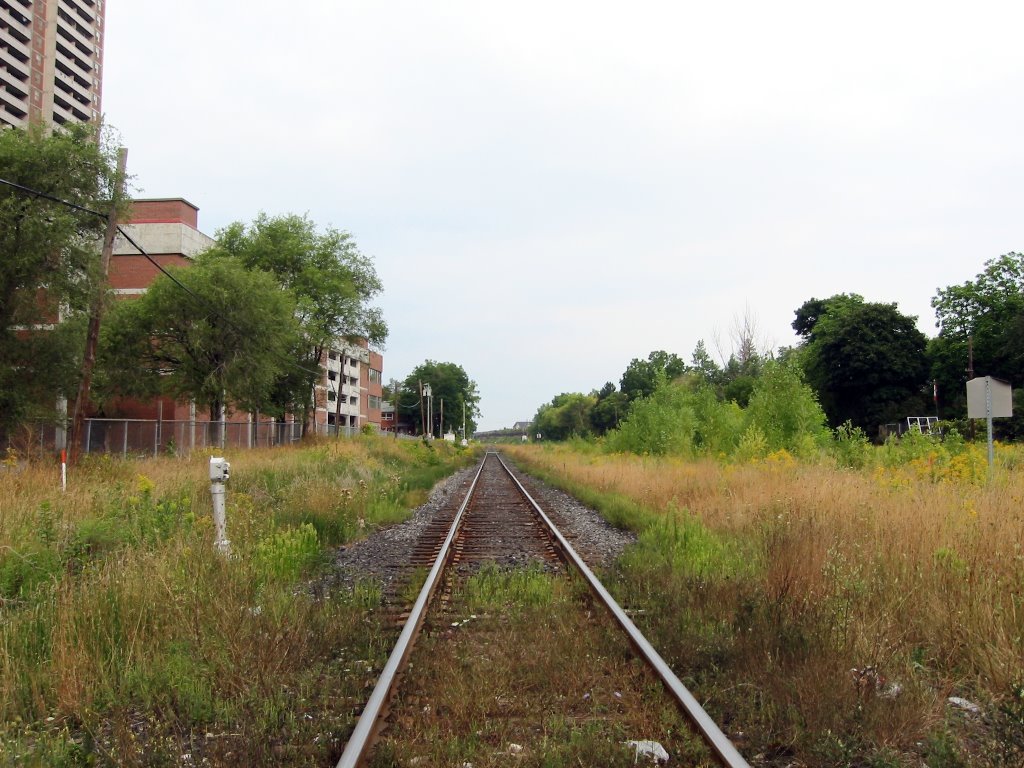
[1,73,27,101]
[0,46,29,80]
[54,47,93,86]
[59,0,95,25]
[53,91,89,122]
[0,2,31,30]
[55,39,94,73]
[54,69,94,106]
[0,23,30,58]
[51,99,80,125]
[0,86,27,118]
[55,16,94,58]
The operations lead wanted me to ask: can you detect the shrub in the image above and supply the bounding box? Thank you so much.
[253,523,321,582]
[831,422,873,469]
[743,359,829,457]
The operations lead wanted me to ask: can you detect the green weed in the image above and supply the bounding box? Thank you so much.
[253,523,322,583]
[460,563,556,610]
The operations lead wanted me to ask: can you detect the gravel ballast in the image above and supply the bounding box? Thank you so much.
[324,455,636,594]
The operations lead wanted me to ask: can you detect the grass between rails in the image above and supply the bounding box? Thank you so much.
[0,436,478,766]
[505,443,1024,768]
[372,563,717,768]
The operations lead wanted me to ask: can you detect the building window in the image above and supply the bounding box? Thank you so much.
[328,370,337,381]
[328,391,336,401]
[369,395,381,410]
[349,396,358,406]
[369,368,382,383]
[328,351,338,360]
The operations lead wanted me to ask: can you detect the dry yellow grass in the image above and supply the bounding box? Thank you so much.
[506,443,1024,764]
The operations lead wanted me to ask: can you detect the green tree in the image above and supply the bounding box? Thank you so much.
[98,253,301,422]
[620,350,686,401]
[401,361,480,437]
[931,253,1024,433]
[589,382,628,435]
[0,123,123,432]
[216,213,387,432]
[794,295,929,431]
[532,392,596,441]
[689,340,721,385]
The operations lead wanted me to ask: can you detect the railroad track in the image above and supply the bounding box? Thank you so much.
[335,451,750,767]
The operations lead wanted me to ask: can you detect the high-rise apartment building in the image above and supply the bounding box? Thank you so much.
[0,0,104,128]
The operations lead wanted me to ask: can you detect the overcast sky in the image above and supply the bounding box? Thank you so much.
[103,1,1024,430]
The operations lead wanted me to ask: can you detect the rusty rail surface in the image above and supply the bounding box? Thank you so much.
[335,451,750,768]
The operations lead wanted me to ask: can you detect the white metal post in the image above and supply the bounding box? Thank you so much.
[210,456,231,555]
[986,377,994,470]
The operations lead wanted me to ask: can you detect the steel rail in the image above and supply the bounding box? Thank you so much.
[494,453,751,768]
[334,455,489,768]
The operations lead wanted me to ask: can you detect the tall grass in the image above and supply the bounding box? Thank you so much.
[507,442,1024,767]
[0,436,477,765]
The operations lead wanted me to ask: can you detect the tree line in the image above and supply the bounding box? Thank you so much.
[533,252,1024,449]
[1,124,386,438]
[385,361,482,439]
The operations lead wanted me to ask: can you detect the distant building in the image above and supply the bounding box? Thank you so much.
[511,421,532,432]
[316,340,384,433]
[107,198,385,433]
[1,0,106,129]
[381,397,417,435]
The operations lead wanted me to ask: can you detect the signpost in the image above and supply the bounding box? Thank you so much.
[966,376,1013,470]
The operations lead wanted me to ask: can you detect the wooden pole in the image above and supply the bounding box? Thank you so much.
[69,147,128,463]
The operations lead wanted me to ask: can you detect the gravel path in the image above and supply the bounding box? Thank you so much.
[323,454,635,594]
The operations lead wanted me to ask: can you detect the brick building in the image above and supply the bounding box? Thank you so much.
[99,198,215,423]
[315,341,383,433]
[105,198,384,434]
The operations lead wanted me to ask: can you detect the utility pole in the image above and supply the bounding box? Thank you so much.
[418,380,425,436]
[440,397,444,439]
[69,147,128,463]
[968,335,975,441]
[390,378,400,440]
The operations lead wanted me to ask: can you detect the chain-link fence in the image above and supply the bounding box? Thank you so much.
[3,419,358,459]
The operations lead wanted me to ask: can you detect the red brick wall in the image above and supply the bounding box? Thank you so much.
[129,199,199,227]
[108,254,189,291]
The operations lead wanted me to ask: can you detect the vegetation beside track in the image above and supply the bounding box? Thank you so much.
[0,437,477,766]
[506,441,1024,768]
